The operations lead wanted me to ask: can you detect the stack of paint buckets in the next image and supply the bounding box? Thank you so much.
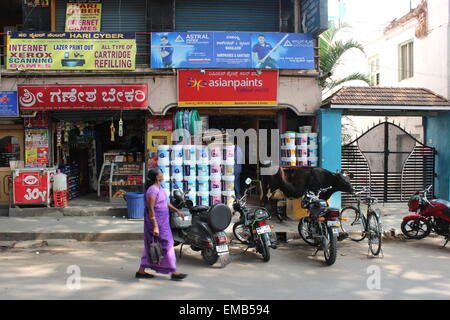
[156,143,236,208]
[280,126,318,167]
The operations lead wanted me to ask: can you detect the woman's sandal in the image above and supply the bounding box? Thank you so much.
[135,272,154,279]
[171,273,188,281]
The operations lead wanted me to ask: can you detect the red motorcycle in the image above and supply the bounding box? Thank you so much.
[401,185,450,248]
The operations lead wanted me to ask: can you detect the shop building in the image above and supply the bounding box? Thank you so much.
[0,0,327,212]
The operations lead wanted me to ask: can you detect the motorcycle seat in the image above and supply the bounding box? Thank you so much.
[325,207,340,213]
[190,206,209,214]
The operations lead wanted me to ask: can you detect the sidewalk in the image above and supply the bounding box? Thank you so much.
[0,203,406,242]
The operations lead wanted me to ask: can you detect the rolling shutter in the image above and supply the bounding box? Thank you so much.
[55,0,148,64]
[175,0,279,32]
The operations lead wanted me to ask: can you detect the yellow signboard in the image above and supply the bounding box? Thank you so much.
[65,2,102,32]
[7,32,136,70]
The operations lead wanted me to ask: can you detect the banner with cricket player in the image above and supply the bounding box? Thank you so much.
[151,32,314,69]
[7,31,136,70]
[65,0,102,32]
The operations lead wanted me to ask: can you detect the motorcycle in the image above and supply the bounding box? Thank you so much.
[170,185,233,267]
[232,178,277,262]
[401,185,450,248]
[297,187,341,265]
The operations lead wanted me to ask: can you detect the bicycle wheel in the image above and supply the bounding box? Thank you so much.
[340,206,366,241]
[367,212,382,256]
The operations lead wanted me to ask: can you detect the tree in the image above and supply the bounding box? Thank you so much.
[319,23,370,95]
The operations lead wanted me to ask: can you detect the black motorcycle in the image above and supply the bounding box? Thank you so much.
[171,187,232,267]
[232,178,277,262]
[297,187,341,266]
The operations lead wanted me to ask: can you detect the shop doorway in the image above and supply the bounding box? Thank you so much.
[52,113,146,202]
[208,113,277,199]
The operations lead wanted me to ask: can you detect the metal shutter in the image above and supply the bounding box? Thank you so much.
[55,0,148,64]
[175,0,279,32]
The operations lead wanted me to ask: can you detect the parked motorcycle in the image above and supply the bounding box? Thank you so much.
[170,185,232,267]
[232,178,277,262]
[401,185,450,248]
[297,187,341,265]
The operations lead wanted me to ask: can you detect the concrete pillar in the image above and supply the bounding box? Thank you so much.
[317,109,343,207]
[424,112,450,200]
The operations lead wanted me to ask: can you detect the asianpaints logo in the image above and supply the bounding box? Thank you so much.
[186,77,264,91]
[23,175,39,185]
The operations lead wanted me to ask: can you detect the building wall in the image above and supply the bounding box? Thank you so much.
[363,0,450,99]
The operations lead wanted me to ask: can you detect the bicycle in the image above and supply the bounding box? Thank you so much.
[339,187,383,256]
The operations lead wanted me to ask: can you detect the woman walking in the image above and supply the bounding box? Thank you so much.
[136,168,188,281]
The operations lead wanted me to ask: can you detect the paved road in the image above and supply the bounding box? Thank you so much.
[1,237,449,300]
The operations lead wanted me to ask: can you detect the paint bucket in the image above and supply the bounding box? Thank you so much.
[183,164,196,178]
[210,176,222,192]
[284,132,296,146]
[280,134,286,146]
[285,146,296,158]
[308,157,318,167]
[299,133,308,146]
[295,133,302,145]
[184,176,197,193]
[209,144,222,164]
[308,145,318,158]
[170,145,183,162]
[297,157,308,167]
[308,133,318,145]
[170,179,184,194]
[303,126,312,133]
[223,145,235,162]
[158,165,170,180]
[222,164,234,176]
[210,163,221,176]
[182,145,196,163]
[171,164,183,176]
[197,164,209,176]
[197,191,210,207]
[197,176,210,192]
[296,145,308,158]
[282,157,297,167]
[186,191,197,206]
[196,145,209,164]
[222,190,235,207]
[210,189,222,205]
[157,145,170,160]
[222,175,235,192]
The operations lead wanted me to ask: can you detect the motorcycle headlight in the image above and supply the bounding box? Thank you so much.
[255,208,269,219]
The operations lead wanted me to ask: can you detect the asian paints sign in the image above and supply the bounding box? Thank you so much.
[178,69,278,106]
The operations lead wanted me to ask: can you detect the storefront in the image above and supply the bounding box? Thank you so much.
[17,84,148,203]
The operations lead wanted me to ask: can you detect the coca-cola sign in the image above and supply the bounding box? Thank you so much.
[18,84,148,110]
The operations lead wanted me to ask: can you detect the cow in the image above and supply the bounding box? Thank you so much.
[259,164,354,219]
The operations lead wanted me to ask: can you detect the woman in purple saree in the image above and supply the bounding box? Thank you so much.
[136,168,188,281]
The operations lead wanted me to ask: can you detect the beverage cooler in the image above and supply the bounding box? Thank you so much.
[12,168,57,206]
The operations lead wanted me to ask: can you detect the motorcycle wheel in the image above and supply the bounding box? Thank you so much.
[298,217,319,246]
[233,222,251,244]
[401,219,432,239]
[201,248,219,265]
[323,226,337,266]
[259,236,271,262]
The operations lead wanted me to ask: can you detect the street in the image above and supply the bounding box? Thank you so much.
[1,237,449,300]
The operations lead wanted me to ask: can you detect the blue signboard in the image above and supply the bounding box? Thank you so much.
[301,0,328,36]
[0,91,18,117]
[151,32,314,69]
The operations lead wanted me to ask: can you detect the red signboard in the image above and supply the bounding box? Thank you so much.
[18,84,148,110]
[178,69,278,106]
[13,170,54,205]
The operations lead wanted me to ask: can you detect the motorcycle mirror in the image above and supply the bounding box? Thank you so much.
[245,178,252,185]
